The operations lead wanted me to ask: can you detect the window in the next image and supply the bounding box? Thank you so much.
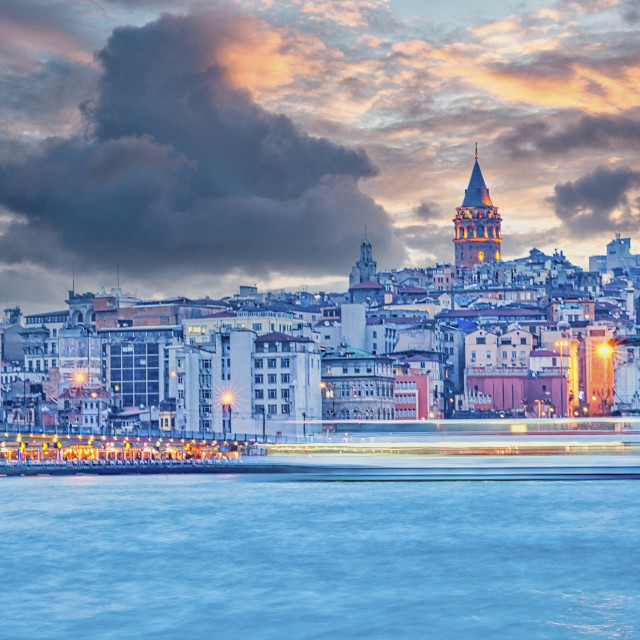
[282,343,291,352]
[281,358,290,368]
[252,323,262,331]
[268,389,277,399]
[281,389,289,399]
[255,404,264,414]
[268,343,277,352]
[281,404,290,414]
[476,337,486,345]
[471,351,476,361]
[520,337,527,345]
[281,374,290,384]
[268,404,277,415]
[255,374,263,384]
[268,374,277,384]
[255,390,264,399]
[254,359,263,369]
[268,358,277,368]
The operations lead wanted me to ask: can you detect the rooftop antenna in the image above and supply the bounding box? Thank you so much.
[475,142,478,161]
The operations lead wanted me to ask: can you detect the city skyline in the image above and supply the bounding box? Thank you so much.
[1,0,640,313]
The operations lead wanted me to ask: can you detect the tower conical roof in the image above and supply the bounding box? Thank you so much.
[462,159,493,207]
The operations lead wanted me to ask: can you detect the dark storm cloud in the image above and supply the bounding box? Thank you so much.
[498,115,640,158]
[0,9,405,281]
[414,201,442,222]
[548,165,640,236]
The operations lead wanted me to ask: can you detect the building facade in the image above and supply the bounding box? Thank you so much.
[321,346,395,421]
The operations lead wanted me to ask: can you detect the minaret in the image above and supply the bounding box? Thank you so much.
[453,145,502,272]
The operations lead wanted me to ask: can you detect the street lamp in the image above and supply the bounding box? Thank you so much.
[597,343,614,415]
[222,393,233,440]
[555,340,569,418]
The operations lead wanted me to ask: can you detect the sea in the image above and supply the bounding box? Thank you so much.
[1,474,638,639]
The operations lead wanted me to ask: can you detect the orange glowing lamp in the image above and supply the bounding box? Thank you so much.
[223,393,233,405]
[597,345,612,356]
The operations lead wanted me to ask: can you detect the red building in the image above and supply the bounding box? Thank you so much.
[466,348,568,417]
[394,373,433,420]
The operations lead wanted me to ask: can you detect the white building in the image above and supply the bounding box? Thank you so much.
[20,310,68,383]
[613,334,640,414]
[167,329,322,437]
[167,330,254,435]
[253,332,322,435]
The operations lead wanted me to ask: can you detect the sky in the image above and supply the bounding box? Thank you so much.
[1,0,640,313]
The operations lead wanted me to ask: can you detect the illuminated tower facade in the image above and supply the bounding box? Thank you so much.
[453,149,502,271]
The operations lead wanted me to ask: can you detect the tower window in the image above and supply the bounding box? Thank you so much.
[478,251,485,261]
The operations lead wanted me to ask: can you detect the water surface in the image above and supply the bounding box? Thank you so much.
[1,476,638,639]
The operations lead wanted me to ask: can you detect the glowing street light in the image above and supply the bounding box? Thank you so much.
[555,340,569,418]
[596,342,614,415]
[222,393,233,439]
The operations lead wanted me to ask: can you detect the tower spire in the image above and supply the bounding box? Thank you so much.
[475,142,478,161]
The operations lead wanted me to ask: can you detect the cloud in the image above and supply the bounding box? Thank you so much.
[548,164,640,235]
[622,0,640,22]
[497,114,640,158]
[413,201,442,222]
[393,224,452,264]
[0,0,94,70]
[0,9,405,288]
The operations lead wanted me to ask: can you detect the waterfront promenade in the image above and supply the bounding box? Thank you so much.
[2,418,640,480]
